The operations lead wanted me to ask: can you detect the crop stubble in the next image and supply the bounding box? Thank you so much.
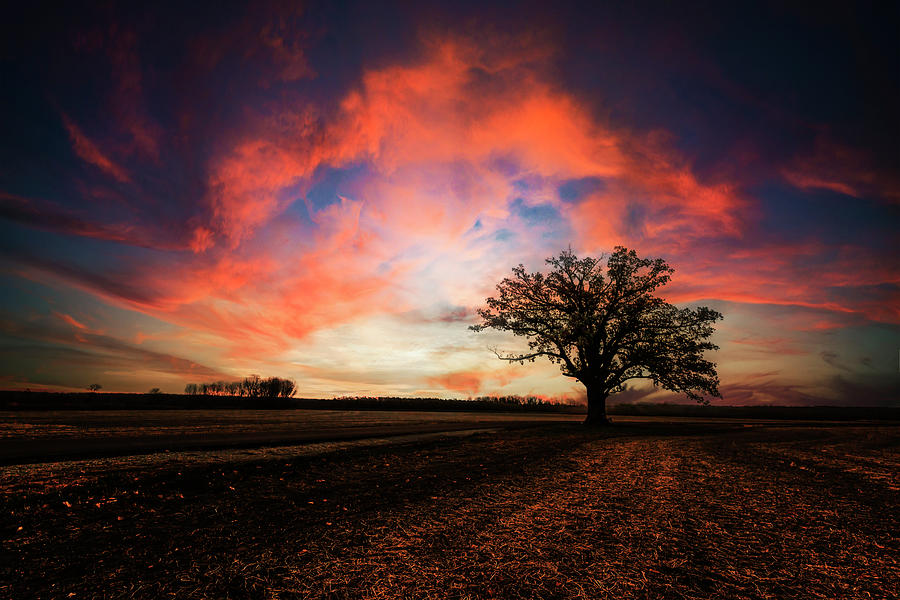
[2,422,898,599]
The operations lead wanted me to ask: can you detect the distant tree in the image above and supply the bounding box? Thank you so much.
[242,374,262,397]
[183,375,297,400]
[278,378,297,398]
[254,376,297,399]
[260,377,277,398]
[87,383,102,392]
[148,387,161,395]
[471,247,722,426]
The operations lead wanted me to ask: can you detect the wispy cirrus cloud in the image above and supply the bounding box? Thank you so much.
[0,314,230,386]
[61,115,131,183]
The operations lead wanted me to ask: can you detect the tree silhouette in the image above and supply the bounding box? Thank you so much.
[471,247,722,425]
[87,383,102,392]
[183,375,297,399]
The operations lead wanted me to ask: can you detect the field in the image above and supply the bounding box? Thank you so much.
[0,410,581,464]
[1,411,898,599]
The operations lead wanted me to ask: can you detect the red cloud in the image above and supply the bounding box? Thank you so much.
[53,312,88,330]
[189,227,215,253]
[61,115,131,183]
[35,31,895,374]
[16,195,404,360]
[106,28,162,160]
[428,370,485,395]
[781,136,900,202]
[11,29,896,393]
[427,366,525,396]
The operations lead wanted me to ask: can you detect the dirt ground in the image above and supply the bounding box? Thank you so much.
[2,420,898,599]
[0,409,581,464]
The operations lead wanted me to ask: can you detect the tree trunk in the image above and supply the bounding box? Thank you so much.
[583,384,610,426]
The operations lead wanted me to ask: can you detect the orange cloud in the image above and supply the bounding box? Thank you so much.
[568,175,897,324]
[21,196,406,362]
[37,31,894,376]
[189,226,214,253]
[428,370,486,395]
[53,311,88,330]
[200,36,623,249]
[14,30,894,396]
[206,120,318,247]
[427,366,526,396]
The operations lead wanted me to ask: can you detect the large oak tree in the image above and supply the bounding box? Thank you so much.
[471,247,722,425]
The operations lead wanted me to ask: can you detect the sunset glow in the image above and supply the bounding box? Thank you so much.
[1,2,897,405]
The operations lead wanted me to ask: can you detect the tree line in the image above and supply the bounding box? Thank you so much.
[468,395,578,407]
[331,395,580,409]
[184,375,297,399]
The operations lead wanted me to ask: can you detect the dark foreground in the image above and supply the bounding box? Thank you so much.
[2,421,898,599]
[0,409,580,464]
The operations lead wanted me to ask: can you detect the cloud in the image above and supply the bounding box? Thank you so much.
[715,369,899,406]
[0,192,195,250]
[0,316,231,389]
[0,192,132,242]
[3,18,897,400]
[38,32,899,347]
[106,27,162,160]
[570,200,899,324]
[717,378,822,406]
[729,335,805,356]
[6,196,405,362]
[205,114,323,247]
[819,350,857,373]
[61,114,131,183]
[427,370,486,395]
[53,311,88,330]
[426,365,526,395]
[781,135,900,203]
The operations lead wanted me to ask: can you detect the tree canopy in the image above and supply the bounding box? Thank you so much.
[184,375,297,399]
[470,247,722,425]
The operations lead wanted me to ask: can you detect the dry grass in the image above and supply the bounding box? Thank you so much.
[2,422,898,599]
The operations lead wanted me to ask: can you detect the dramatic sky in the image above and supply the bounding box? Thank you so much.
[1,1,898,404]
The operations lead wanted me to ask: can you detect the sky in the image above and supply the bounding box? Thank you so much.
[0,1,898,405]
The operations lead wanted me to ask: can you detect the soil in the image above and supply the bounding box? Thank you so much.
[2,420,898,599]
